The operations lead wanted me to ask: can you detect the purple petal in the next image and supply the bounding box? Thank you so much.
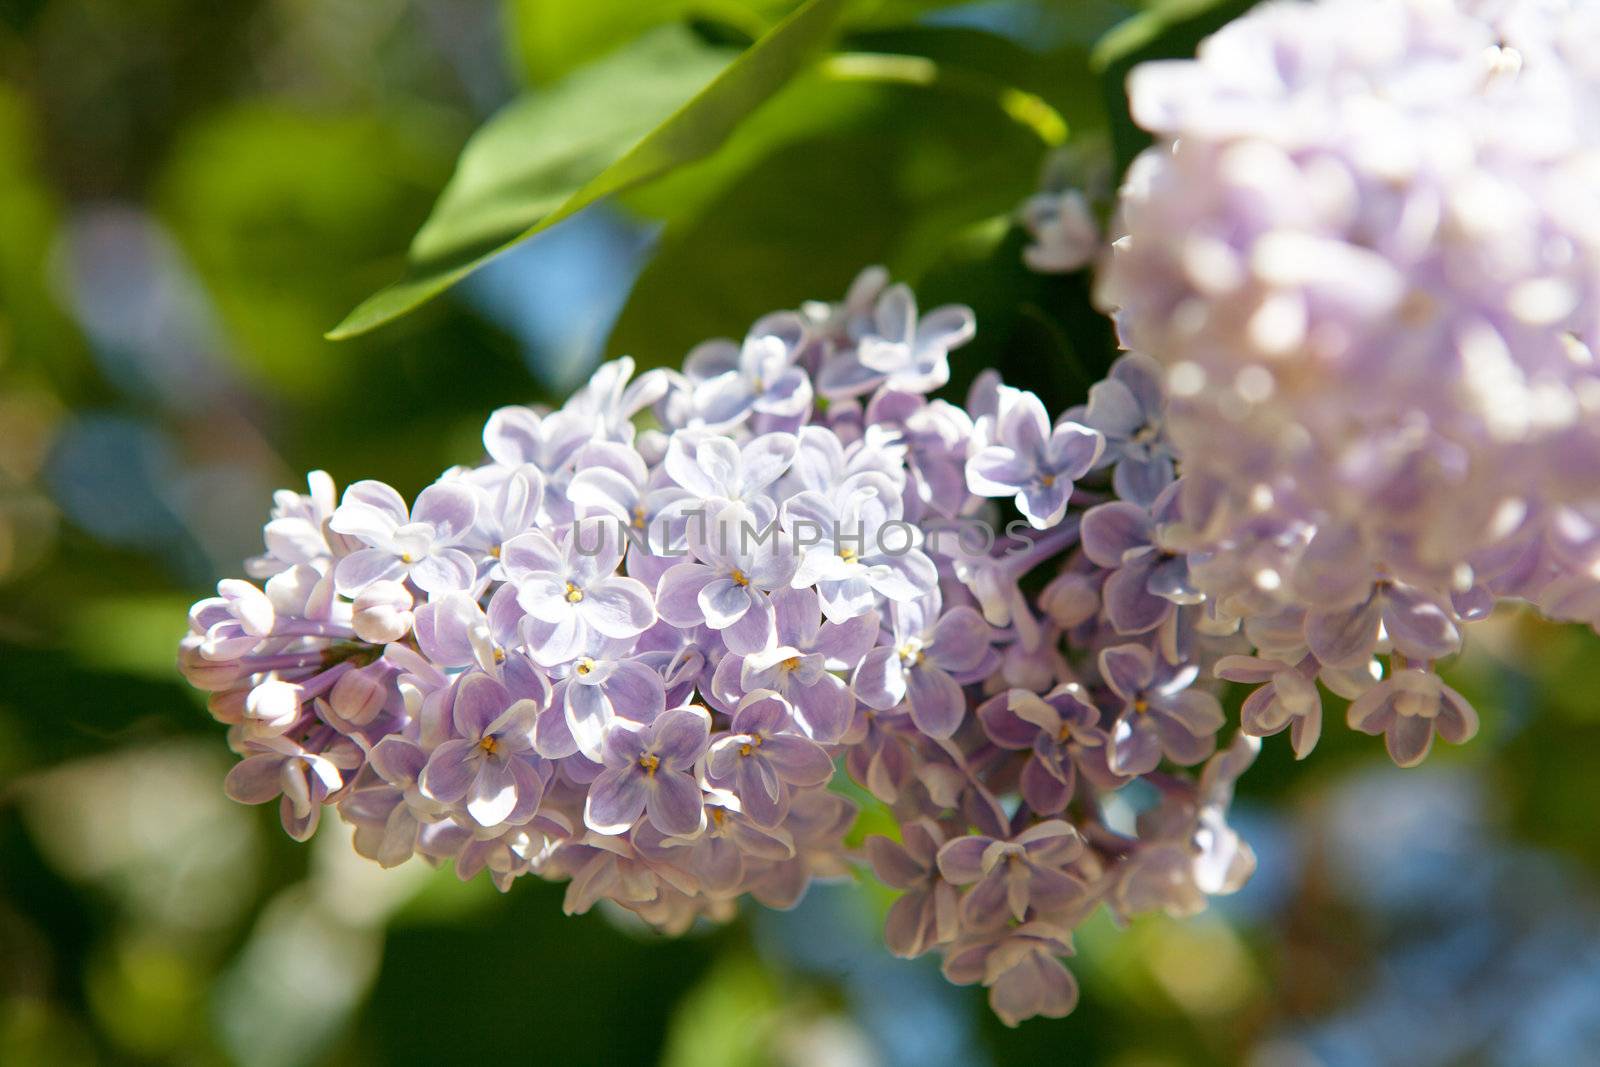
[720,595,775,654]
[1112,455,1174,507]
[740,433,798,495]
[224,754,285,805]
[368,737,427,788]
[736,759,785,826]
[1020,756,1072,814]
[1100,563,1177,639]
[337,480,408,529]
[333,548,405,597]
[867,550,938,602]
[655,563,714,626]
[936,835,993,884]
[419,739,479,804]
[882,891,935,958]
[1382,585,1462,662]
[465,759,518,827]
[789,675,854,743]
[1385,714,1435,768]
[852,646,907,710]
[1080,502,1153,567]
[653,707,710,766]
[815,612,880,668]
[412,481,479,544]
[1306,596,1381,668]
[770,585,821,647]
[500,531,566,580]
[409,549,476,595]
[905,665,965,739]
[966,447,1032,496]
[1108,715,1161,776]
[699,576,753,629]
[1018,482,1071,529]
[1046,422,1104,479]
[603,660,666,725]
[1435,683,1480,745]
[646,771,706,836]
[989,953,1077,1026]
[585,766,648,834]
[977,692,1041,750]
[1099,643,1155,700]
[1084,377,1142,437]
[1153,713,1217,765]
[452,672,510,738]
[927,606,992,673]
[867,836,926,890]
[582,577,657,638]
[762,735,834,786]
[1159,689,1225,737]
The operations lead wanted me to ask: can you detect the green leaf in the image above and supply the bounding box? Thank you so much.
[607,67,1048,365]
[838,25,1099,138]
[504,0,786,85]
[329,0,851,341]
[1092,0,1257,173]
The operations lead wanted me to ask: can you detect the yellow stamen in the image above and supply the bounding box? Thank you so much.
[478,736,500,756]
[731,569,750,587]
[575,658,594,676]
[781,656,802,671]
[838,547,858,562]
[565,582,584,603]
[488,544,502,559]
[400,552,415,564]
[639,754,660,777]
[1133,698,1150,715]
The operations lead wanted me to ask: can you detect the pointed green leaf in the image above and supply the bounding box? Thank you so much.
[329,0,850,340]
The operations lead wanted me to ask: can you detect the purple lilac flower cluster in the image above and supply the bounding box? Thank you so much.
[180,265,1272,1024]
[1097,0,1600,766]
[177,0,1600,1027]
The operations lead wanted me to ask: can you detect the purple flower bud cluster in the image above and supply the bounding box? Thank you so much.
[1094,0,1600,768]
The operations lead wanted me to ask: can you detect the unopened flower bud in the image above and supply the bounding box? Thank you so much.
[353,580,414,644]
[329,666,388,726]
[244,677,303,734]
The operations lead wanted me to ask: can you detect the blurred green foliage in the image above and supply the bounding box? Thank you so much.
[1,0,1597,1065]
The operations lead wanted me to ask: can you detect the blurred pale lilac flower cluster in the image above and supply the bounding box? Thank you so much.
[177,0,1600,1028]
[1098,0,1600,766]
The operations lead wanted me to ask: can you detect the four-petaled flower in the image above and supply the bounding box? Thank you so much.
[853,591,994,738]
[712,586,877,742]
[1100,643,1224,776]
[419,671,549,829]
[1346,667,1479,767]
[704,691,834,826]
[656,502,797,653]
[585,705,711,837]
[937,821,1091,928]
[683,314,814,430]
[783,471,938,621]
[502,519,657,664]
[967,386,1103,530]
[330,479,480,596]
